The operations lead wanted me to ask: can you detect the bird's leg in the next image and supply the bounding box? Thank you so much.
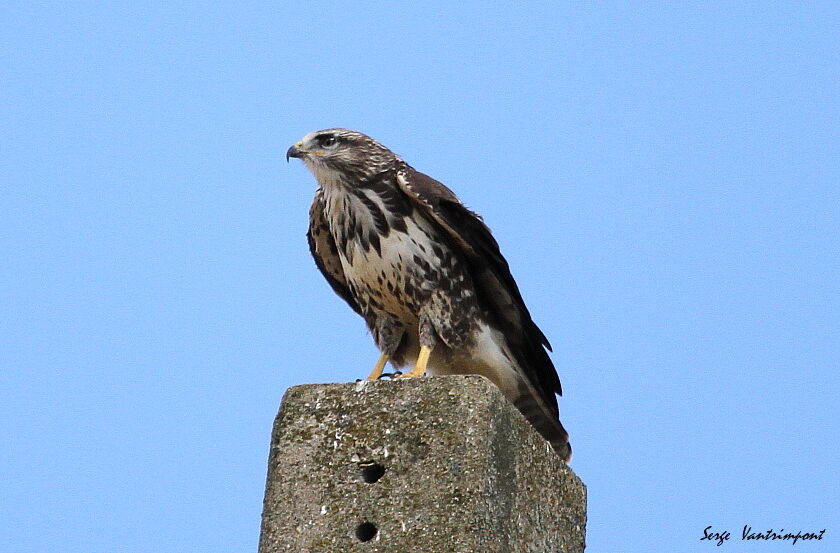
[366,352,389,381]
[367,316,404,381]
[396,345,432,379]
[396,315,436,379]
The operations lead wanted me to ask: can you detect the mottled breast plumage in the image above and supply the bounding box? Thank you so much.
[319,167,482,348]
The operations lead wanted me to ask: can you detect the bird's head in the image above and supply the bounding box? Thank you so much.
[287,129,398,184]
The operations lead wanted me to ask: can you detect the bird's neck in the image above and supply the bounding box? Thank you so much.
[318,176,374,253]
[318,168,410,264]
[306,161,346,192]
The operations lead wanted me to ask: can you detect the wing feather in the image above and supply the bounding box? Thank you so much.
[307,188,362,316]
[395,165,562,408]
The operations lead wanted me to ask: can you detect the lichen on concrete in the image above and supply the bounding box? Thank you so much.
[258,375,586,553]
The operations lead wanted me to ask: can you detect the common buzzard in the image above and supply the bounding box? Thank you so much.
[287,129,571,460]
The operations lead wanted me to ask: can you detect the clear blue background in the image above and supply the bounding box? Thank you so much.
[2,2,837,552]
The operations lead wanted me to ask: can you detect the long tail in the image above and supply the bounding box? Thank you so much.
[511,376,572,461]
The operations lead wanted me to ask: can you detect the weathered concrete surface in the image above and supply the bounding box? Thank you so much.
[259,375,586,553]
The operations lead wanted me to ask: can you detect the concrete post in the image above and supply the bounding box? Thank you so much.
[258,375,586,552]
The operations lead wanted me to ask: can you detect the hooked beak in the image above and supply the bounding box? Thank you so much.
[286,142,304,162]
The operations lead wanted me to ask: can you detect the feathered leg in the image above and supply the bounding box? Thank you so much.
[367,316,404,380]
[396,314,436,379]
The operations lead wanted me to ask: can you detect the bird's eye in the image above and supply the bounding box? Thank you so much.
[318,135,338,147]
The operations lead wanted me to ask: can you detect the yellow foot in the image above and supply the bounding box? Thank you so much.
[366,353,389,381]
[396,345,432,379]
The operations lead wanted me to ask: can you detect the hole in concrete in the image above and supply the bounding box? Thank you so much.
[359,461,385,483]
[355,522,377,542]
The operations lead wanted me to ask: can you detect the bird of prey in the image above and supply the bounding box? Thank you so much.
[287,129,571,461]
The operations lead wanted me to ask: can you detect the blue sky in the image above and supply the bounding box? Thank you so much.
[2,2,838,552]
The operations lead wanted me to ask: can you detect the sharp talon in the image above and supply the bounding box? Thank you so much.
[380,370,401,379]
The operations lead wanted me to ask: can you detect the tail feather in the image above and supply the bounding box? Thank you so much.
[512,378,572,462]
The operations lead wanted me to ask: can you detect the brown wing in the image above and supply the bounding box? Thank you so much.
[307,188,362,317]
[395,164,562,409]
